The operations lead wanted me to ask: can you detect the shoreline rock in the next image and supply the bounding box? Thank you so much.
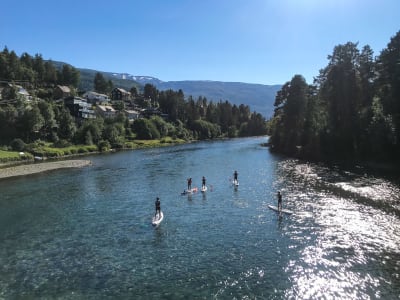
[0,160,92,180]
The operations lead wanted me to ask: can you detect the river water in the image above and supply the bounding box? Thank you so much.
[1,137,399,299]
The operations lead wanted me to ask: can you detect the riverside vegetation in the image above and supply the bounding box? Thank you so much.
[0,47,267,164]
[267,30,400,170]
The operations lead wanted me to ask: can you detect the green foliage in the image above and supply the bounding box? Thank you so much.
[269,75,309,154]
[132,118,160,140]
[28,143,97,158]
[77,68,140,93]
[0,149,33,162]
[191,119,221,139]
[0,46,273,162]
[150,116,176,138]
[94,72,111,94]
[269,30,400,163]
[0,105,18,144]
[144,83,158,103]
[98,140,111,152]
[57,106,76,140]
[17,105,45,142]
[75,118,104,145]
[103,123,125,148]
[10,138,26,151]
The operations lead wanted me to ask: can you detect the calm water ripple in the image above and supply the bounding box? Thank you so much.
[0,137,399,299]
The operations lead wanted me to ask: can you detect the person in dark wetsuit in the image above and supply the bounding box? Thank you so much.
[155,197,161,217]
[202,176,206,189]
[277,191,282,211]
[233,170,238,184]
[187,178,192,191]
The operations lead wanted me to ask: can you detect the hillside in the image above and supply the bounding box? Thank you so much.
[110,73,281,117]
[157,80,281,118]
[74,66,281,117]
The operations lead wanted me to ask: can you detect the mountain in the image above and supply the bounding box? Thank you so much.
[75,66,281,118]
[157,80,281,118]
[109,74,281,117]
[78,68,142,92]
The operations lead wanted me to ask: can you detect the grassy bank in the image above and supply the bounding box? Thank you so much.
[0,137,186,165]
[0,150,34,163]
[125,137,186,149]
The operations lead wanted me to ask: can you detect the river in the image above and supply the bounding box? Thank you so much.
[1,136,399,299]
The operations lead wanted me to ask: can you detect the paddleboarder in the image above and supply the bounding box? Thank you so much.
[202,176,206,189]
[187,177,192,191]
[155,197,161,217]
[233,170,238,185]
[277,191,282,212]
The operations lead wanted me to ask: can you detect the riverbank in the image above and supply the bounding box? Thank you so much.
[0,160,92,180]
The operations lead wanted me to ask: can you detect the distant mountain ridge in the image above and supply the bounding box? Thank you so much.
[109,72,281,117]
[76,66,281,117]
[110,73,162,84]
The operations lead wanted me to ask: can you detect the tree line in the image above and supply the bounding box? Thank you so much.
[268,31,400,165]
[0,47,80,88]
[0,47,267,153]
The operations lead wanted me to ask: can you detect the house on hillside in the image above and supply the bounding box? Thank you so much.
[140,107,168,119]
[96,105,116,118]
[83,91,110,104]
[124,109,141,122]
[54,85,71,99]
[111,88,131,101]
[0,83,32,101]
[64,97,95,120]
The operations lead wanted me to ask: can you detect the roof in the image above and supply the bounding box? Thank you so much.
[56,85,71,93]
[97,105,116,112]
[114,88,131,94]
[125,109,140,114]
[84,91,109,97]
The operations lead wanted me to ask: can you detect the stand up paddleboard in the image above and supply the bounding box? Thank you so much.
[201,185,207,192]
[233,180,239,187]
[181,187,198,195]
[268,205,293,215]
[152,211,164,226]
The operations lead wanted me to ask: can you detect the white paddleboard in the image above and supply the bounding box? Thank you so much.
[181,187,198,195]
[268,205,293,215]
[233,180,239,186]
[152,211,164,226]
[201,186,207,192]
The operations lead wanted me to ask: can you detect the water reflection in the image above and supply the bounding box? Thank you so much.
[1,138,400,298]
[276,159,400,299]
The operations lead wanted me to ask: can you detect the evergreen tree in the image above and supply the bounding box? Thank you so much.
[375,30,400,157]
[94,72,109,94]
[37,101,56,140]
[57,106,76,140]
[269,75,309,154]
[319,42,362,158]
[144,83,158,106]
[17,105,44,142]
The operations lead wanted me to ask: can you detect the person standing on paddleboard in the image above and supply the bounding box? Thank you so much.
[277,191,282,211]
[187,178,192,191]
[234,170,238,184]
[155,197,161,217]
[202,176,206,189]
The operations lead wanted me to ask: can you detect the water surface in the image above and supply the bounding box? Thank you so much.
[1,137,399,299]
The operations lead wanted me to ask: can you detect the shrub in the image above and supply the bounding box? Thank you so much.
[98,140,111,152]
[54,139,72,148]
[10,139,26,151]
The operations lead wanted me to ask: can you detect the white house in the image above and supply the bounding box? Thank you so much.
[125,109,141,122]
[83,91,110,104]
[96,105,116,118]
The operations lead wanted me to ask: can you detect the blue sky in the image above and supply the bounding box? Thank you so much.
[1,0,399,85]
